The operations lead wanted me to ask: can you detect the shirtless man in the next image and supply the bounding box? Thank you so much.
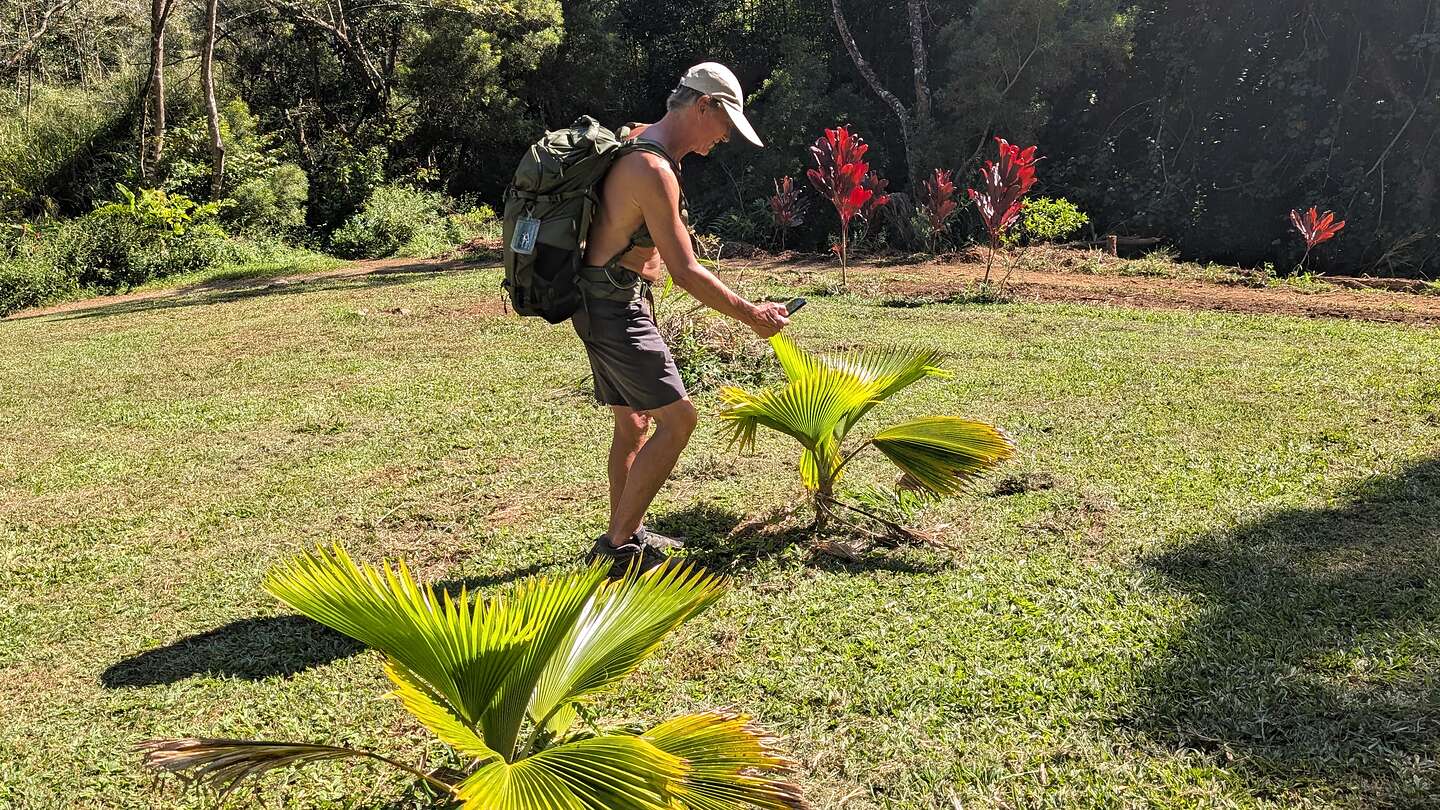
[575,62,789,574]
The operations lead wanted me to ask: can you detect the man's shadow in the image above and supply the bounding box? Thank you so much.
[1130,455,1440,801]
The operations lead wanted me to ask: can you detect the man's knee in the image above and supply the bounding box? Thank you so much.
[654,398,698,437]
[612,408,651,444]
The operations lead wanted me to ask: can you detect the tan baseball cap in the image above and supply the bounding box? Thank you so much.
[679,62,764,147]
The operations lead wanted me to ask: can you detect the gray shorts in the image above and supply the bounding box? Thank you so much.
[572,290,688,412]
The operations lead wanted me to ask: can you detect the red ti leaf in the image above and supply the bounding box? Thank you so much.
[859,171,891,221]
[808,125,883,277]
[1290,206,1346,250]
[807,126,875,228]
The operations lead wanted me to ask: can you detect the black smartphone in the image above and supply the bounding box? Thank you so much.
[785,297,807,316]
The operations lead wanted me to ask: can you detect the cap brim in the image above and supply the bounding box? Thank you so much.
[719,100,764,147]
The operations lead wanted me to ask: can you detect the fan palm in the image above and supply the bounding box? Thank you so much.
[720,335,1015,542]
[139,546,807,809]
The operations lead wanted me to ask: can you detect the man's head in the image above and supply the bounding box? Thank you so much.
[665,62,763,157]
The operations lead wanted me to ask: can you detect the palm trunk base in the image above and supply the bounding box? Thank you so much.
[807,491,947,560]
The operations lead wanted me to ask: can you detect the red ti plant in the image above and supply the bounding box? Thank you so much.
[807,125,874,287]
[768,176,808,251]
[852,170,891,249]
[968,137,1040,284]
[915,168,959,252]
[860,171,891,220]
[1289,206,1346,273]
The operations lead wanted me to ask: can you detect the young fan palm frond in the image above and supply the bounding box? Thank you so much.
[720,334,1015,542]
[140,546,807,809]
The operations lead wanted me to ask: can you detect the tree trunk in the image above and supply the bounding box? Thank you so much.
[814,479,834,536]
[831,0,917,186]
[906,0,931,124]
[201,0,225,199]
[141,0,177,183]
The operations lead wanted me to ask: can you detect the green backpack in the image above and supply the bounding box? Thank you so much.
[501,116,675,323]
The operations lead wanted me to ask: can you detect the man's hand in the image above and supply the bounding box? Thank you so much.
[746,301,790,338]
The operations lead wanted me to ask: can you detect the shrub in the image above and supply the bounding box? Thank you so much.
[968,137,1040,284]
[226,163,310,235]
[0,248,78,315]
[1021,196,1089,243]
[161,101,310,237]
[309,137,388,230]
[767,176,808,250]
[330,184,464,259]
[915,169,960,253]
[48,185,226,289]
[445,202,500,244]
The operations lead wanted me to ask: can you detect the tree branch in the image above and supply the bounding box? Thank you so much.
[265,0,386,93]
[2,0,77,70]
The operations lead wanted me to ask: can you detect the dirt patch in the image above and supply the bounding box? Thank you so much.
[885,270,1440,326]
[745,250,1440,327]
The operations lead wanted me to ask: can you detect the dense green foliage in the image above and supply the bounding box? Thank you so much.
[1,0,1436,315]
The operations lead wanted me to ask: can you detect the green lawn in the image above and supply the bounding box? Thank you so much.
[2,263,1438,808]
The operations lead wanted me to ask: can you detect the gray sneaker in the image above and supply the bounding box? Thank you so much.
[586,534,668,578]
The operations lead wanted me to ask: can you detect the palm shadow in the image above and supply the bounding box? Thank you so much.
[100,561,576,690]
[1131,455,1440,801]
[652,501,947,575]
[99,501,943,691]
[102,615,365,688]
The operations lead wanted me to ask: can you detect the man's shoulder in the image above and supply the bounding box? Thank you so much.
[612,147,677,181]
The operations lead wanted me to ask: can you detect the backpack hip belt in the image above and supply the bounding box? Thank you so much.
[577,265,649,302]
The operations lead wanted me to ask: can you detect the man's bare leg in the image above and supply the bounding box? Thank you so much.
[605,397,698,545]
[607,406,651,517]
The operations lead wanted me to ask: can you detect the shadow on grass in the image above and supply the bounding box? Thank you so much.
[101,563,567,689]
[652,501,947,576]
[102,615,365,688]
[101,500,942,690]
[34,257,486,322]
[1133,455,1440,801]
[432,561,563,594]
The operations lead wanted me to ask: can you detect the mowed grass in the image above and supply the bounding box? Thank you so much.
[2,263,1439,808]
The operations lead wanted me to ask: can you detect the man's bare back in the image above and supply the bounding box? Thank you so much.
[582,145,670,283]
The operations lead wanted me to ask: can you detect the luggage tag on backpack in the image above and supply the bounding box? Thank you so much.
[511,216,541,255]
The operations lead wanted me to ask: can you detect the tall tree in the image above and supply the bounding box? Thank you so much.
[139,0,178,182]
[1044,0,1439,273]
[200,0,224,198]
[829,0,929,186]
[1,0,77,71]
